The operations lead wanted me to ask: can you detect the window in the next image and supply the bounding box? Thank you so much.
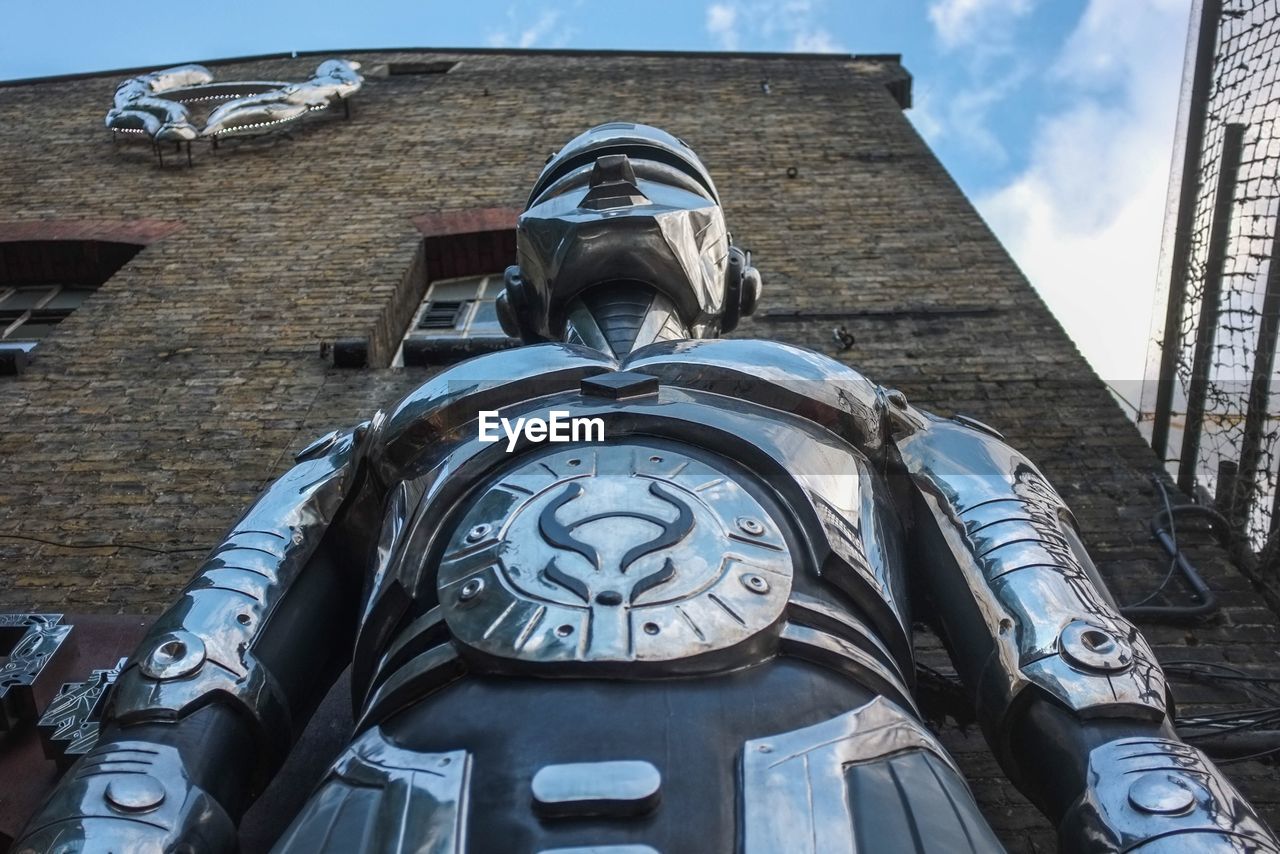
[325,208,518,369]
[0,238,144,374]
[394,273,517,366]
[0,285,97,354]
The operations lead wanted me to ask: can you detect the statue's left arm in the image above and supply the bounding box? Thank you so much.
[15,422,382,854]
[895,407,1280,852]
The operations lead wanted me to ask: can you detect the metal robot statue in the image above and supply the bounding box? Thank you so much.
[17,124,1280,853]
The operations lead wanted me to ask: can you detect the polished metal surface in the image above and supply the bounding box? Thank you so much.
[528,123,720,207]
[1061,737,1280,852]
[367,377,915,684]
[622,338,889,454]
[563,287,688,358]
[25,121,1280,853]
[0,613,72,731]
[106,60,362,143]
[104,775,167,812]
[13,740,236,854]
[777,623,919,716]
[509,123,760,345]
[37,656,127,769]
[740,697,967,854]
[898,412,1168,733]
[106,64,211,141]
[358,640,466,732]
[272,726,470,854]
[438,442,793,670]
[202,59,363,138]
[373,341,616,481]
[785,591,906,685]
[531,760,661,818]
[1057,620,1133,673]
[109,425,366,771]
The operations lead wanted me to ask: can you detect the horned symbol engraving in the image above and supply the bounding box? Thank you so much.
[538,481,694,604]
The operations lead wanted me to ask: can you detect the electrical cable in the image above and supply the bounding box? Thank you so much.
[1124,478,1182,608]
[1120,478,1221,621]
[0,533,206,555]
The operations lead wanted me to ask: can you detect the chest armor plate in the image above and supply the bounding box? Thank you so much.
[437,441,794,670]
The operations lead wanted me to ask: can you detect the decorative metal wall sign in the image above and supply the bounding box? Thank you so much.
[105,59,363,165]
[37,657,127,770]
[0,613,72,731]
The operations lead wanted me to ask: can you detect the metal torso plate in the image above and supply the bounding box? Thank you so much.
[437,441,794,671]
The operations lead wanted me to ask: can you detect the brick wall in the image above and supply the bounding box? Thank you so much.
[0,50,1275,850]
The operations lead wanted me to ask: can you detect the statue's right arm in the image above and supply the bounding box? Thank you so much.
[14,420,384,854]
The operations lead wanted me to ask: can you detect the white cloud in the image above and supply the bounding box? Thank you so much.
[908,84,946,143]
[703,0,845,53]
[487,8,566,49]
[707,3,740,50]
[975,0,1191,385]
[519,10,562,48]
[928,0,1034,49]
[910,67,1028,167]
[791,28,841,53]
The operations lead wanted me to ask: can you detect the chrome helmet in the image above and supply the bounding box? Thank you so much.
[498,122,761,357]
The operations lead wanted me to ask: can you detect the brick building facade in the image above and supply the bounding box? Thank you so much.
[1,49,1277,850]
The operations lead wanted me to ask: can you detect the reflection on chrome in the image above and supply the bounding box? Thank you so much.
[105,59,363,145]
[16,122,1279,853]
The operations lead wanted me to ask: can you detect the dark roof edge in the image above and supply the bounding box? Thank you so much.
[0,46,910,107]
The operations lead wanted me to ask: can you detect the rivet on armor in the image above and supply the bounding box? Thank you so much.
[104,774,166,813]
[737,517,765,536]
[466,523,492,543]
[1059,620,1133,674]
[596,590,623,606]
[459,578,485,602]
[1128,772,1197,816]
[741,574,770,594]
[140,630,206,680]
[886,389,908,409]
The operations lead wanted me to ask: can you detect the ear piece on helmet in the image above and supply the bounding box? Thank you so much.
[741,262,762,318]
[720,247,763,334]
[497,265,547,343]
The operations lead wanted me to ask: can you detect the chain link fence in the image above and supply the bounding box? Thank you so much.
[1144,0,1280,565]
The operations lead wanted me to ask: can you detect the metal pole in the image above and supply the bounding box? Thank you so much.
[1152,0,1223,459]
[1229,218,1280,543]
[1264,462,1280,575]
[1178,122,1246,494]
[1216,459,1239,514]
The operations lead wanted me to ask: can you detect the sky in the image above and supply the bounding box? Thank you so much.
[1,0,1194,395]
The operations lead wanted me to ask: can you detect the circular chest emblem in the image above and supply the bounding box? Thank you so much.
[437,443,793,668]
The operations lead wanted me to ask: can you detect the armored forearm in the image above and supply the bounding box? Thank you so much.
[897,411,1279,851]
[16,423,376,853]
